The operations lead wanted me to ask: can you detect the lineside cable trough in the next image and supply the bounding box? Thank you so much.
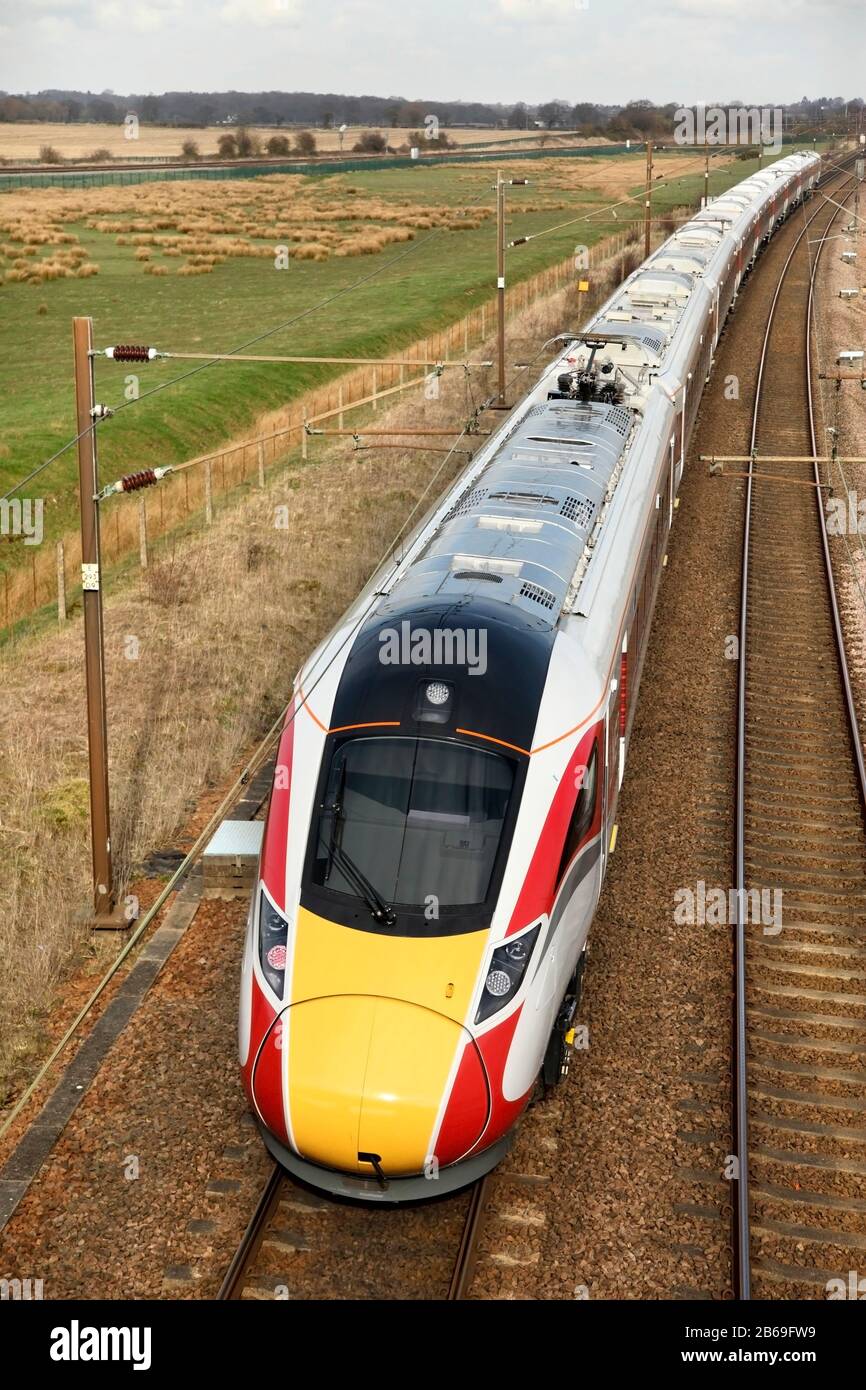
[202,821,265,899]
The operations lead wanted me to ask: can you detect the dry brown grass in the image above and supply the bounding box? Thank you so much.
[0,175,498,275]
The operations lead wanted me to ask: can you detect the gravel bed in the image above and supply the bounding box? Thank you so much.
[5,197,862,1305]
[0,896,268,1298]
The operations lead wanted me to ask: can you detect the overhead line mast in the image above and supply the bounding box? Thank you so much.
[73,316,122,926]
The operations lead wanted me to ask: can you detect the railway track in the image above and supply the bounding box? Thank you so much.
[731,161,866,1298]
[214,159,866,1307]
[215,1081,568,1300]
[217,1165,493,1301]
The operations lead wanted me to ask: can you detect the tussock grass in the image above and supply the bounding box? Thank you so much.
[0,174,498,280]
[291,242,330,261]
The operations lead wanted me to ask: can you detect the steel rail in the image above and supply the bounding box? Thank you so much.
[218,1167,492,1301]
[731,161,858,1301]
[217,1164,285,1301]
[806,206,866,817]
[447,1174,493,1301]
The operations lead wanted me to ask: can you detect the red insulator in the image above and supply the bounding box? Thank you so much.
[112,344,150,363]
[121,469,157,493]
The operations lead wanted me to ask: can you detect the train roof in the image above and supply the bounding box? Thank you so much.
[380,396,634,630]
[337,592,557,754]
[567,151,820,394]
[335,149,821,689]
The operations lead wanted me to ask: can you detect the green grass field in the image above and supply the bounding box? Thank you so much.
[0,147,806,566]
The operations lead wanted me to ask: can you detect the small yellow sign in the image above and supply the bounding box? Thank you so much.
[578,279,590,292]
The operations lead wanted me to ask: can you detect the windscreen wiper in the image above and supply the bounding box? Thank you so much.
[324,760,347,879]
[328,840,396,927]
[320,794,396,926]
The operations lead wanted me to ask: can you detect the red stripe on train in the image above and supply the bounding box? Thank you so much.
[259,702,296,914]
[505,722,601,935]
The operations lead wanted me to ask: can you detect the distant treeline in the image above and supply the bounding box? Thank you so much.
[0,90,862,139]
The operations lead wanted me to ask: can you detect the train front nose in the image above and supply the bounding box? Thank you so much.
[254,996,488,1176]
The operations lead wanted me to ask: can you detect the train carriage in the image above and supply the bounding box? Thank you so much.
[238,150,821,1200]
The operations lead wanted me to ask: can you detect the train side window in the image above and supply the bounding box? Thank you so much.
[557,743,599,884]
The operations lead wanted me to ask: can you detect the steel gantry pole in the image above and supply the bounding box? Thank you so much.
[492,174,528,409]
[644,139,654,259]
[73,316,115,920]
[496,170,507,407]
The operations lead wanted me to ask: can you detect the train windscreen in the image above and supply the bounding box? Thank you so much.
[311,736,515,911]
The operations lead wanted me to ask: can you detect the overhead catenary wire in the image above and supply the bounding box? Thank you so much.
[809,183,866,624]
[3,145,833,506]
[6,325,568,1147]
[5,294,570,1134]
[0,400,480,1145]
[505,159,731,249]
[506,144,840,252]
[0,425,92,504]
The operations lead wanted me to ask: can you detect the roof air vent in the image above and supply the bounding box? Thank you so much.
[560,496,596,528]
[519,580,556,609]
[453,569,503,583]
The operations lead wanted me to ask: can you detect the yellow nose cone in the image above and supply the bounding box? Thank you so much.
[286,995,482,1176]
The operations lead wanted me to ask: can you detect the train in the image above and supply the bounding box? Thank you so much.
[238,149,821,1200]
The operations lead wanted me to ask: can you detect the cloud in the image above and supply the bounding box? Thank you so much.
[496,0,572,17]
[26,0,92,12]
[219,0,303,24]
[667,0,858,17]
[36,15,76,37]
[14,0,185,31]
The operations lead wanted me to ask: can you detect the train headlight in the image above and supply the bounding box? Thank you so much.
[475,924,541,1024]
[425,681,450,706]
[485,969,511,998]
[414,678,454,724]
[258,891,289,998]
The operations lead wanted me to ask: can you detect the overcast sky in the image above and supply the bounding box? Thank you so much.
[0,0,860,106]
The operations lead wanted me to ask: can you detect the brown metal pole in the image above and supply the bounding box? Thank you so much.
[644,140,653,258]
[497,170,507,406]
[73,316,114,917]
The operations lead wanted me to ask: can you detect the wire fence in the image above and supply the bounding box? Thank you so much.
[0,142,642,192]
[0,134,821,193]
